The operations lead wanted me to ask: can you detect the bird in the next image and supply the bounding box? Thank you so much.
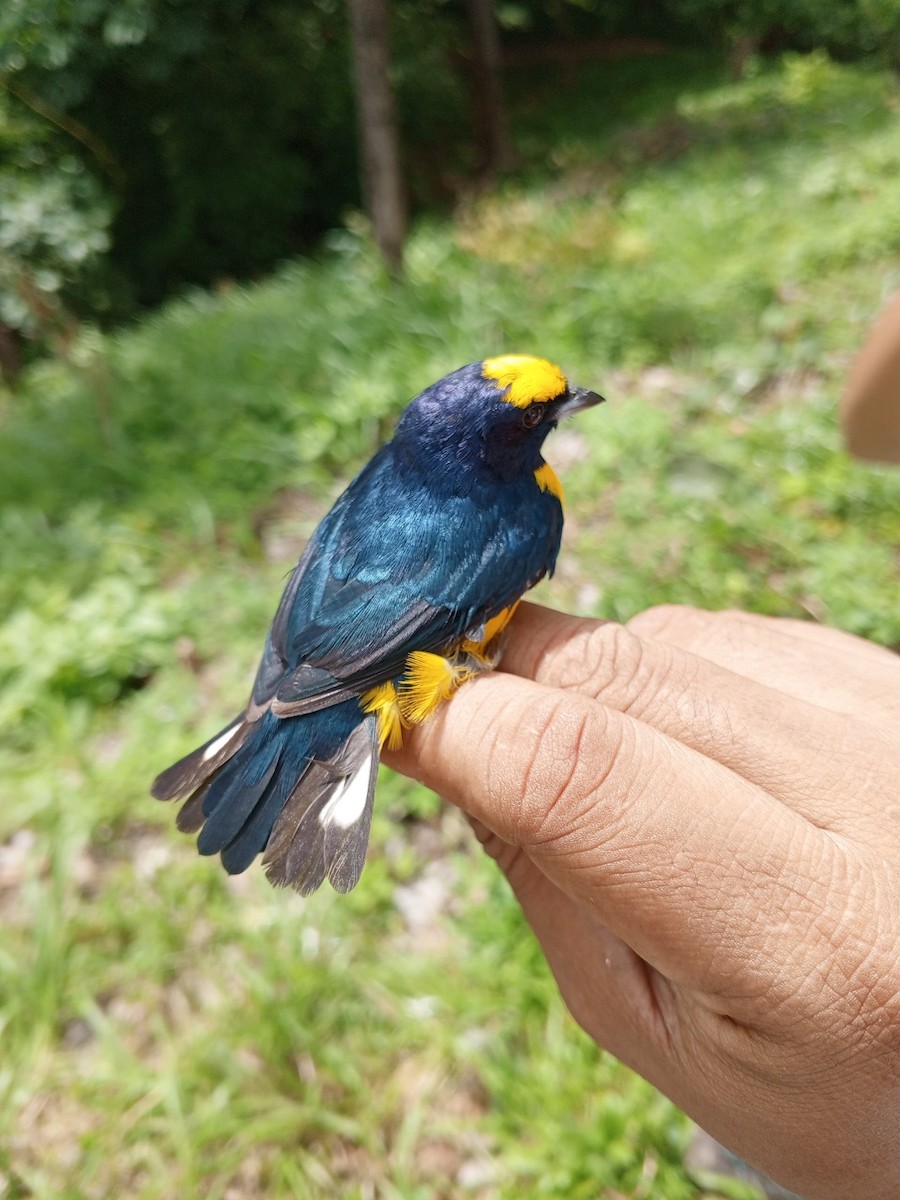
[152,355,603,895]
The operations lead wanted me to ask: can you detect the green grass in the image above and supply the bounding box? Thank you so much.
[3,49,900,1199]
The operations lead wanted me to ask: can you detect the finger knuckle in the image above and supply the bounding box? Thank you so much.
[550,620,644,699]
[585,622,644,693]
[626,603,701,640]
[578,621,696,728]
[829,913,900,1063]
[779,863,900,1080]
[511,692,621,849]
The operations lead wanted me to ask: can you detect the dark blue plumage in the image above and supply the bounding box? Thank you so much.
[153,358,603,893]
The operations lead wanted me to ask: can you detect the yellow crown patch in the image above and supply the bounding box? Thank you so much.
[482,355,567,409]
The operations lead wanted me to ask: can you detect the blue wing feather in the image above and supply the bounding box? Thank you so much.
[259,442,561,706]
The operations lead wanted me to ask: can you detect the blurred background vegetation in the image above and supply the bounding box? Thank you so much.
[2,2,900,1198]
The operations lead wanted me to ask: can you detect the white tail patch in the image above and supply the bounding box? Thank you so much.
[202,722,242,762]
[318,752,375,831]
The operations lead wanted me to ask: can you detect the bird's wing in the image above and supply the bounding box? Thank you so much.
[251,448,560,717]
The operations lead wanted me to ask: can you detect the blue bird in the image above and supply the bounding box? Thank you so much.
[152,356,603,894]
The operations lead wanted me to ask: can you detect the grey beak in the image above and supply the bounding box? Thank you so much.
[556,386,605,419]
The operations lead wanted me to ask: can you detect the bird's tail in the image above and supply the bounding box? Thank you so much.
[151,701,378,894]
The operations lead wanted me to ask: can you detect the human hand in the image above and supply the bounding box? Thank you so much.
[387,602,900,1200]
[842,290,900,463]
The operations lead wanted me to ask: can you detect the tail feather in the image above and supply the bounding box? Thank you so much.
[151,716,249,802]
[269,776,335,895]
[176,783,211,833]
[154,703,378,894]
[261,764,334,893]
[196,738,281,857]
[263,719,377,895]
[219,759,309,876]
[321,726,377,892]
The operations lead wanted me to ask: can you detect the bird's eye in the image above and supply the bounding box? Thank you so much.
[521,405,544,429]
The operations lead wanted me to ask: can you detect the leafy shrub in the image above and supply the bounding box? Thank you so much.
[0,97,111,353]
[0,511,177,733]
[0,0,467,316]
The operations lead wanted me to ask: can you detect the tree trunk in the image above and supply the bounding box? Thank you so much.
[466,0,514,178]
[727,33,759,80]
[346,0,407,274]
[0,323,23,387]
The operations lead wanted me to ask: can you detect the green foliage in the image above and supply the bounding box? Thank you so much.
[2,0,900,341]
[0,0,150,73]
[1,0,466,315]
[793,0,900,61]
[1,51,899,1199]
[654,0,900,61]
[0,95,111,346]
[0,510,176,734]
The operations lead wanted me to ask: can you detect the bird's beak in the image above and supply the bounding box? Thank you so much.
[556,387,605,419]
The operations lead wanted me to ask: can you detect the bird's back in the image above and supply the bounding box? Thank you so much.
[270,439,564,685]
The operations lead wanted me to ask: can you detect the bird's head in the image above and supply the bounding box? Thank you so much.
[394,355,604,486]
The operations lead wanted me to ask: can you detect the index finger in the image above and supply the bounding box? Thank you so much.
[489,604,900,845]
[628,605,900,724]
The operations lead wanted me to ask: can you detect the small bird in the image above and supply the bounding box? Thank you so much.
[152,356,603,894]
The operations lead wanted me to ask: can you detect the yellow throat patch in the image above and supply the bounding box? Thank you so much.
[482,355,567,409]
[533,461,564,503]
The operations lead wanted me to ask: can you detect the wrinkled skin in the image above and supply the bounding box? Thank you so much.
[388,601,900,1200]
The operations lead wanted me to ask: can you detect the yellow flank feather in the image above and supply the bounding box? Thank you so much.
[461,600,520,660]
[480,599,520,645]
[361,681,405,750]
[363,612,527,743]
[398,651,474,724]
[482,355,567,408]
[534,461,565,503]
